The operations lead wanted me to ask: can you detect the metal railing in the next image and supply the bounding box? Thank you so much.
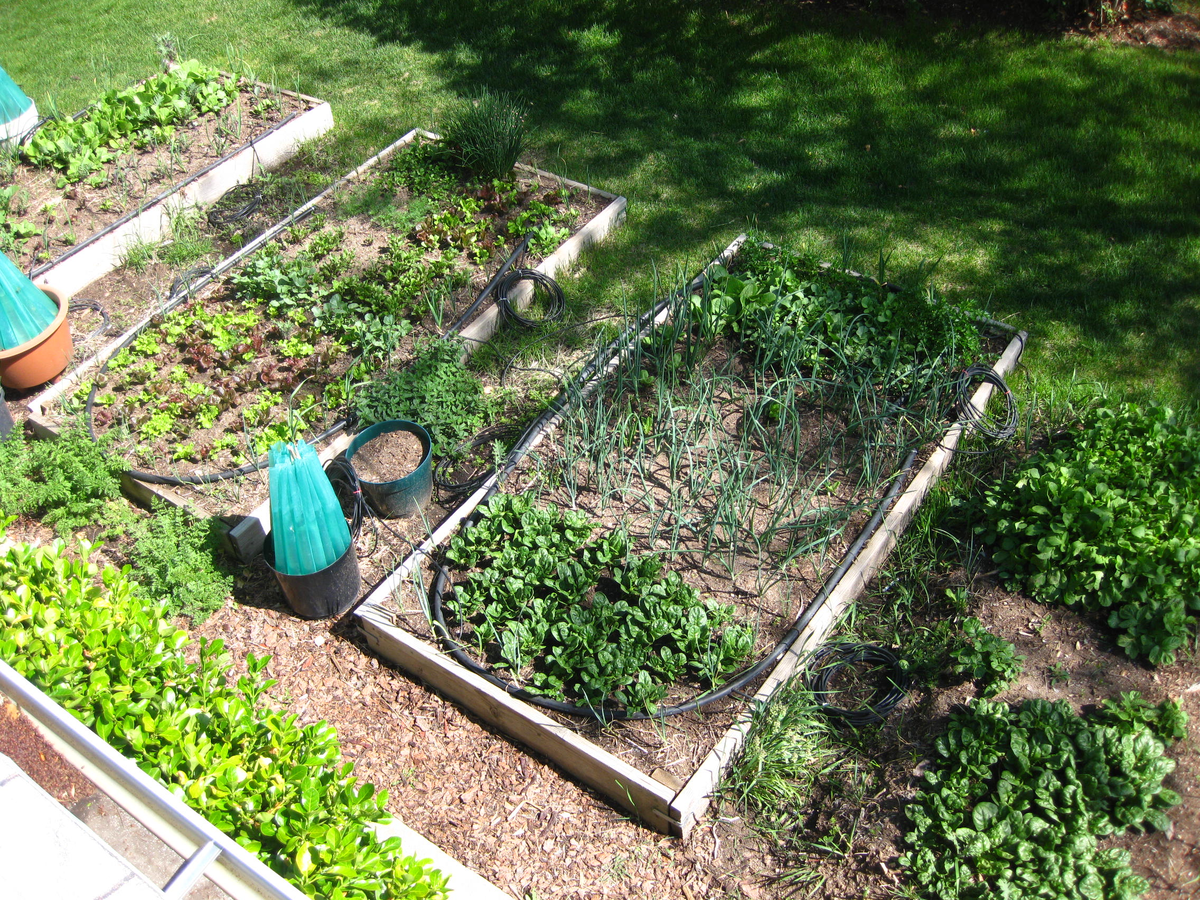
[0,658,309,900]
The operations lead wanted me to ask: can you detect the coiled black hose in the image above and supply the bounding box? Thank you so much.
[431,423,524,497]
[444,236,531,336]
[955,364,1017,441]
[169,267,215,301]
[206,183,263,226]
[804,642,908,727]
[497,269,565,329]
[324,456,367,542]
[426,448,921,722]
[67,299,111,342]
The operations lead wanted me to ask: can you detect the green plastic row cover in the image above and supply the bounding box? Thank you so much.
[268,441,351,576]
[0,65,37,144]
[0,252,57,351]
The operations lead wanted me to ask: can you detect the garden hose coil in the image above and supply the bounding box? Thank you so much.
[497,268,565,329]
[955,364,1017,441]
[431,423,525,497]
[207,183,263,226]
[803,642,908,727]
[67,299,111,343]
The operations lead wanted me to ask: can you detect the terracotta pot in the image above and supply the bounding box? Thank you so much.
[0,285,72,390]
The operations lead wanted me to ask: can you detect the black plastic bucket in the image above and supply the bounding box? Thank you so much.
[0,384,13,440]
[345,420,433,518]
[263,531,361,619]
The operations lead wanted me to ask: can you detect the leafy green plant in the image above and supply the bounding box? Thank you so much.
[128,502,234,622]
[443,492,753,713]
[976,403,1200,665]
[0,428,127,535]
[437,88,529,180]
[900,697,1180,900]
[1095,691,1189,744]
[23,60,237,183]
[352,338,499,458]
[701,243,981,389]
[0,531,450,899]
[949,617,1025,697]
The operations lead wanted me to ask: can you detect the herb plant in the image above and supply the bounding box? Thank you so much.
[352,338,500,459]
[128,502,234,623]
[901,697,1181,900]
[701,244,981,389]
[976,403,1200,664]
[0,427,127,535]
[0,530,450,900]
[437,89,529,180]
[443,492,754,713]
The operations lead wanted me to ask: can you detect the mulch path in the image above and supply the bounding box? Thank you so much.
[0,697,93,806]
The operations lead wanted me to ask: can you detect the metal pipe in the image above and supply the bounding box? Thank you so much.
[0,659,310,900]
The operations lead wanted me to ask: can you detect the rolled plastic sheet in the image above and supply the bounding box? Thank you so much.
[268,441,351,575]
[0,253,57,350]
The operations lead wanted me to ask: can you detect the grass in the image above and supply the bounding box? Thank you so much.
[5,1,1199,402]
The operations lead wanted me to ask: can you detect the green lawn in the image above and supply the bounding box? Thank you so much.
[6,0,1200,401]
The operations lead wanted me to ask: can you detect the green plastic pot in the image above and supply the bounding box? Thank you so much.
[345,420,433,518]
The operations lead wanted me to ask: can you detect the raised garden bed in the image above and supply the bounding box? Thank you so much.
[353,235,1029,835]
[2,60,332,299]
[26,129,626,563]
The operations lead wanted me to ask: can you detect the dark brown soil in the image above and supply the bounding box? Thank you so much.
[352,428,426,483]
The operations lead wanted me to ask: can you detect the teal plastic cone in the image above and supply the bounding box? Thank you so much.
[268,441,351,576]
[0,65,36,144]
[0,253,57,350]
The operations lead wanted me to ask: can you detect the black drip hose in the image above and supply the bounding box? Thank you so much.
[67,299,111,342]
[427,447,921,722]
[431,423,525,497]
[955,364,1018,442]
[443,235,531,336]
[169,267,215,301]
[497,269,565,329]
[206,183,263,226]
[324,456,366,542]
[804,642,908,726]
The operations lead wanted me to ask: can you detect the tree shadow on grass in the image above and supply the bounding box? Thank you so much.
[290,0,1200,397]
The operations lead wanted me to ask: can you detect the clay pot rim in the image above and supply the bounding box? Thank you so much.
[0,285,68,361]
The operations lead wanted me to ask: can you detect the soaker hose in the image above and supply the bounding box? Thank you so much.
[67,299,111,342]
[206,183,263,226]
[804,642,908,726]
[497,269,565,329]
[431,423,525,497]
[427,448,921,721]
[954,364,1017,442]
[443,235,531,336]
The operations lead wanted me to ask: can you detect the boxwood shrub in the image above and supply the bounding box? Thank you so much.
[0,526,448,900]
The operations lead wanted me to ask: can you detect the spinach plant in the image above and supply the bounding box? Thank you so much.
[976,403,1200,664]
[443,492,754,713]
[949,617,1025,698]
[901,696,1182,900]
